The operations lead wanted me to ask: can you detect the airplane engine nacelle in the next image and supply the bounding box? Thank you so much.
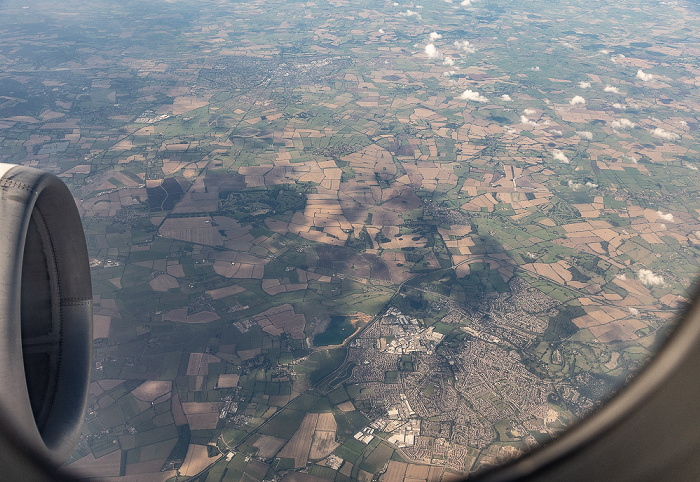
[0,163,92,470]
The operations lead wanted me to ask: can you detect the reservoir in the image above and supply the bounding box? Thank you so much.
[313,315,355,346]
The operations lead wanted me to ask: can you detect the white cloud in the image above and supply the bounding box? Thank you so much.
[577,130,593,140]
[613,103,627,109]
[531,66,540,71]
[638,269,664,286]
[443,70,457,77]
[520,115,537,127]
[657,210,674,222]
[599,49,610,54]
[651,127,680,140]
[506,128,517,135]
[523,108,536,116]
[579,81,591,89]
[378,28,385,34]
[501,94,512,101]
[415,4,423,8]
[586,181,598,188]
[562,41,575,49]
[611,118,635,130]
[399,9,420,17]
[550,129,563,136]
[459,89,488,102]
[636,69,653,82]
[443,56,454,66]
[604,84,620,93]
[570,95,586,106]
[679,120,688,127]
[622,154,638,164]
[429,31,442,40]
[454,40,476,53]
[629,307,639,316]
[688,164,698,171]
[461,0,475,5]
[617,274,627,281]
[695,231,700,239]
[553,150,570,163]
[424,43,442,59]
[568,180,582,190]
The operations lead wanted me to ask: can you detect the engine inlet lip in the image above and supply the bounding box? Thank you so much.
[0,163,92,470]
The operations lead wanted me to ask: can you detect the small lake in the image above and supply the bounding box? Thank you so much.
[313,315,355,346]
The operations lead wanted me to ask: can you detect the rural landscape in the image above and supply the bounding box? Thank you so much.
[1,0,700,479]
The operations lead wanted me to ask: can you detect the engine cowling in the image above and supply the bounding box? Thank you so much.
[0,163,92,470]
